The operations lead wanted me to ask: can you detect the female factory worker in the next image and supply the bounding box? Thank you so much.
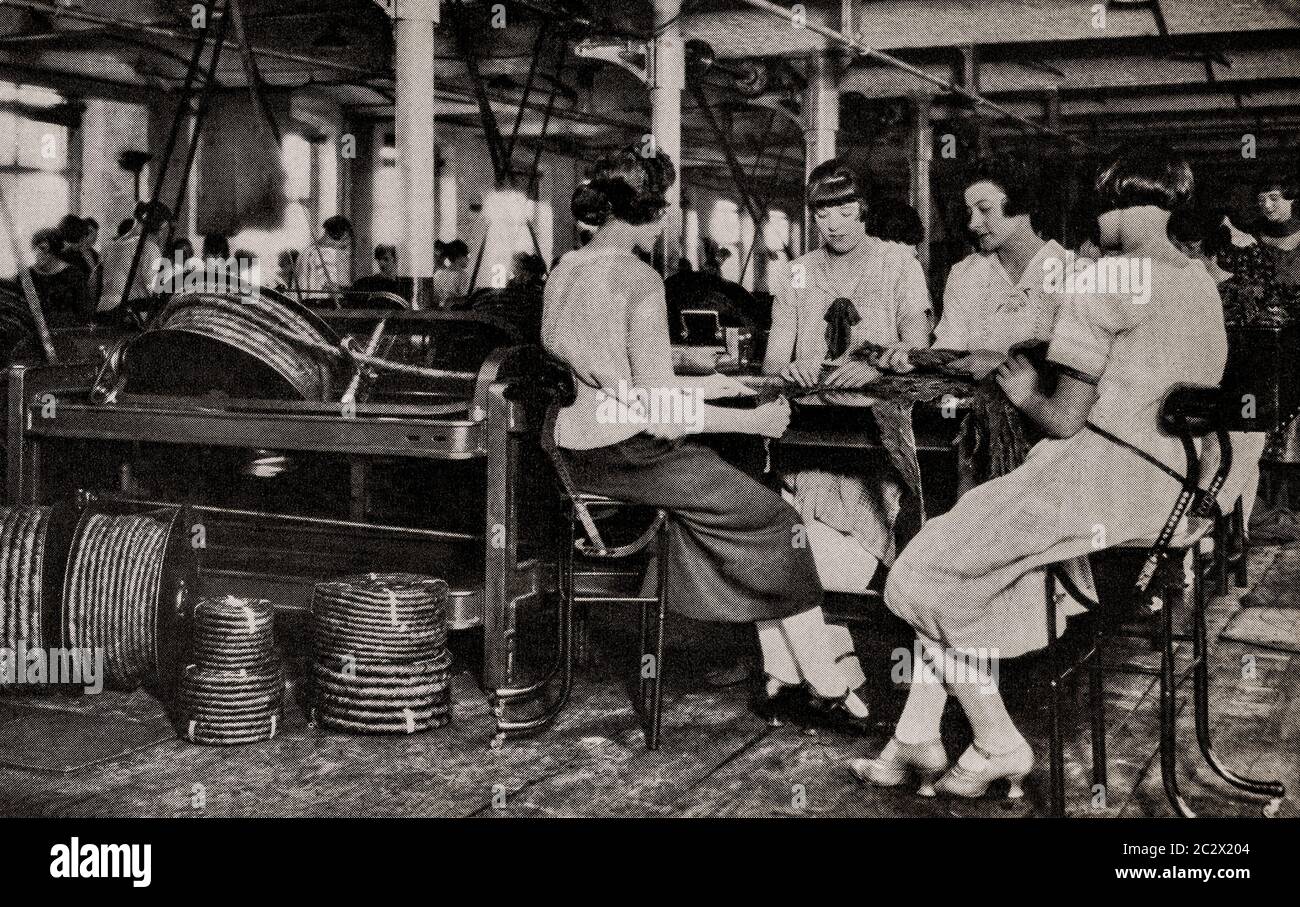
[762,160,932,595]
[884,155,1081,503]
[849,146,1227,798]
[920,155,1069,379]
[542,145,871,728]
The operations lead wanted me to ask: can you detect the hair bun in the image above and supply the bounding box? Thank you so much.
[572,182,614,227]
[572,145,677,227]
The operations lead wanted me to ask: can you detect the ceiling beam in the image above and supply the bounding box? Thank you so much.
[682,1,1300,59]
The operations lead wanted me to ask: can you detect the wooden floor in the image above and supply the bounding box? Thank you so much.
[0,544,1296,819]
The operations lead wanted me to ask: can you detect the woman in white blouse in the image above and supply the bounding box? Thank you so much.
[882,154,1068,379]
[543,146,872,732]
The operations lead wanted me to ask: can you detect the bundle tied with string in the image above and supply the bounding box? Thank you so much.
[310,573,452,734]
[177,596,283,746]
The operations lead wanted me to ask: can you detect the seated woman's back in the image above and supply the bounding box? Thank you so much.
[1083,256,1227,439]
[542,246,670,450]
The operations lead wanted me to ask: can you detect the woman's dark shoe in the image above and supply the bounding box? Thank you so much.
[706,657,754,689]
[751,676,803,727]
[798,687,873,737]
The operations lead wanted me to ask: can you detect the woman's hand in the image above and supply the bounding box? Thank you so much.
[696,372,756,400]
[824,360,882,389]
[876,343,916,373]
[747,398,791,438]
[994,354,1040,408]
[781,359,824,388]
[949,349,1006,381]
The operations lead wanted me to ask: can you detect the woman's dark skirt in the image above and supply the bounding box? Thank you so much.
[561,434,822,623]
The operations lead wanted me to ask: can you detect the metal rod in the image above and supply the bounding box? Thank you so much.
[228,0,283,146]
[97,494,482,543]
[163,6,232,254]
[735,0,1094,150]
[119,1,221,310]
[449,1,545,281]
[341,319,389,405]
[687,81,768,234]
[505,20,550,164]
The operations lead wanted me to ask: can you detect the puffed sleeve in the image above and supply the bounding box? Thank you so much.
[893,251,933,327]
[627,270,677,389]
[932,260,970,350]
[767,258,798,353]
[1046,283,1149,383]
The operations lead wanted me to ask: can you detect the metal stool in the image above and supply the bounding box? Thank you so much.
[1041,386,1285,817]
[560,492,671,750]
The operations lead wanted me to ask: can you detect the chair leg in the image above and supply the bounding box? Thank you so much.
[1045,571,1067,818]
[1088,622,1107,792]
[1191,547,1286,805]
[1158,568,1195,818]
[637,597,650,722]
[1213,514,1231,597]
[647,531,668,751]
[1232,498,1249,588]
[568,509,592,670]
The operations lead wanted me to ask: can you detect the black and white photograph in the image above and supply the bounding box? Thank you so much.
[0,0,1298,884]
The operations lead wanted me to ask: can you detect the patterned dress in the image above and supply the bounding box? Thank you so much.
[770,238,933,568]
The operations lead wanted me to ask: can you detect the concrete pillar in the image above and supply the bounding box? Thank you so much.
[803,52,839,245]
[910,94,933,275]
[651,0,685,271]
[394,0,440,307]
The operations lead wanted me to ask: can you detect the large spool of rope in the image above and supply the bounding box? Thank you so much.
[102,290,346,402]
[61,504,196,693]
[177,596,283,746]
[309,573,452,734]
[0,504,78,679]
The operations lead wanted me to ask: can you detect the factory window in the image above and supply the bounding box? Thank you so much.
[228,132,323,273]
[373,130,458,251]
[0,82,71,279]
[683,207,700,269]
[707,198,741,281]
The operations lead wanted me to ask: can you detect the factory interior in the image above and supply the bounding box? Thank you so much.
[0,0,1298,823]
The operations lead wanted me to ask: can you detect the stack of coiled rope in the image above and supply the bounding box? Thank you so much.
[0,505,52,657]
[64,510,173,688]
[309,573,452,734]
[177,596,283,746]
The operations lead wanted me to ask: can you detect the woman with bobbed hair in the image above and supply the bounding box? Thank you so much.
[849,146,1227,799]
[543,144,872,730]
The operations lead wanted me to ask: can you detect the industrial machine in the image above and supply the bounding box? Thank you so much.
[5,290,566,744]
